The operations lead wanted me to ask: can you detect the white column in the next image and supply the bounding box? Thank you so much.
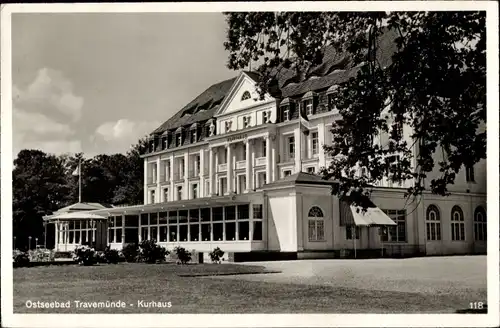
[199,150,205,197]
[250,140,256,190]
[307,133,312,159]
[265,136,271,183]
[184,152,189,199]
[294,127,302,172]
[156,157,161,203]
[209,147,215,195]
[227,144,233,194]
[215,148,219,195]
[169,155,174,201]
[245,140,251,192]
[271,135,277,182]
[318,122,326,167]
[143,158,148,204]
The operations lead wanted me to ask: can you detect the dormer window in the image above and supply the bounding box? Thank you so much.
[206,119,215,137]
[175,127,183,147]
[262,111,271,124]
[302,91,317,117]
[241,91,251,101]
[305,99,313,116]
[326,85,339,111]
[283,109,290,121]
[280,97,292,123]
[190,123,198,144]
[243,116,251,128]
[225,121,232,133]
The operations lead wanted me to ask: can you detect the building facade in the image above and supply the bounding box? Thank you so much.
[47,35,487,259]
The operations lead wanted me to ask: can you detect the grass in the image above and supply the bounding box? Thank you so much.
[13,259,486,314]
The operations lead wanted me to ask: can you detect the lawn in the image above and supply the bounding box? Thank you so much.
[13,257,487,314]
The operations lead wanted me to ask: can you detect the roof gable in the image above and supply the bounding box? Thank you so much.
[215,72,274,117]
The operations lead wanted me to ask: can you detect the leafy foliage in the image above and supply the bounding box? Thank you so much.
[121,243,139,263]
[73,245,96,266]
[224,12,486,206]
[174,247,192,265]
[138,240,169,264]
[209,247,225,264]
[13,250,30,268]
[104,246,121,264]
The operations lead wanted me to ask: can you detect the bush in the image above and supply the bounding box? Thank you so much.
[28,248,55,262]
[138,240,169,264]
[104,246,121,264]
[209,247,225,264]
[94,251,106,264]
[13,250,30,268]
[121,243,139,263]
[174,246,191,264]
[73,245,96,266]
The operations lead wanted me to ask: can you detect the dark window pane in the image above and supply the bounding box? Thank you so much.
[225,206,236,221]
[212,207,223,221]
[140,214,149,226]
[178,210,188,223]
[160,226,168,242]
[238,221,249,240]
[82,230,87,243]
[168,211,178,224]
[108,218,115,228]
[225,222,236,240]
[75,221,81,229]
[238,205,249,220]
[124,228,139,243]
[253,204,263,219]
[75,231,80,243]
[201,224,211,241]
[189,209,199,222]
[159,212,169,225]
[169,225,177,241]
[125,215,139,227]
[253,221,262,241]
[179,225,188,241]
[109,229,115,243]
[141,227,148,241]
[69,231,74,243]
[190,224,200,241]
[201,208,211,221]
[150,213,158,225]
[115,216,122,227]
[150,227,158,241]
[116,229,122,243]
[213,223,223,241]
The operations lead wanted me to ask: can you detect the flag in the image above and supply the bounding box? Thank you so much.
[72,162,81,176]
[299,104,311,135]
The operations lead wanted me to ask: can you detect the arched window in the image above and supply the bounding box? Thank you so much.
[308,206,325,242]
[474,206,487,241]
[451,205,465,241]
[241,91,251,101]
[426,205,441,241]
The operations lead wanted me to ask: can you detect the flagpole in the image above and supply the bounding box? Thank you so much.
[299,116,302,172]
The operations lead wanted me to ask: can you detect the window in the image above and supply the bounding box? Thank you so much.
[288,136,295,158]
[308,206,325,241]
[305,100,313,116]
[328,94,335,111]
[253,204,263,219]
[192,184,198,199]
[466,165,475,182]
[150,190,156,204]
[311,132,318,155]
[225,121,232,133]
[243,116,251,128]
[262,140,267,157]
[307,167,315,174]
[177,186,183,201]
[195,155,200,174]
[283,170,292,177]
[262,111,271,124]
[241,91,251,101]
[346,226,360,240]
[451,205,465,241]
[381,209,407,242]
[163,188,169,202]
[252,204,263,241]
[190,129,197,143]
[426,205,441,241]
[474,206,487,241]
[176,133,182,147]
[283,109,290,121]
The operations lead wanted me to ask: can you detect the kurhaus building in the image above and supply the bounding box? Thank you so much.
[45,30,487,260]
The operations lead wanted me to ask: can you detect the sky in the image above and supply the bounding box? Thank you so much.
[12,13,238,158]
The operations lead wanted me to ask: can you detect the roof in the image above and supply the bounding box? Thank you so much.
[52,202,109,215]
[150,28,398,135]
[262,172,335,189]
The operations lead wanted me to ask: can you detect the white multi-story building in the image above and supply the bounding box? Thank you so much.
[47,33,486,260]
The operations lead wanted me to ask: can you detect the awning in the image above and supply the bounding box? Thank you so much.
[350,205,396,226]
[340,200,396,226]
[44,212,108,222]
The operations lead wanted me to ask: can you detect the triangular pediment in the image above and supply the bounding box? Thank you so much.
[215,72,274,117]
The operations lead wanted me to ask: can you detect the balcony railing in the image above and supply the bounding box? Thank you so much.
[218,163,227,172]
[255,157,266,166]
[236,160,246,170]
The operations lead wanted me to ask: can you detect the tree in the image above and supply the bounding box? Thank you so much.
[13,150,71,249]
[224,12,486,206]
